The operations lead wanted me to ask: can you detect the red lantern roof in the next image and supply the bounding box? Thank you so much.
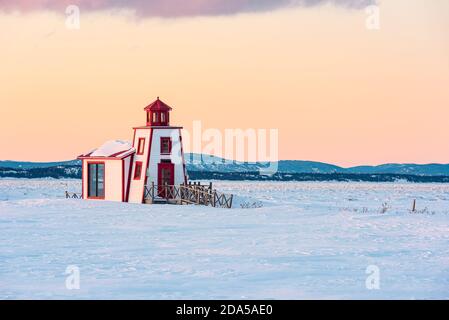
[144,97,172,112]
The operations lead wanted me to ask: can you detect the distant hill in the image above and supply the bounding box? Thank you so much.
[348,163,449,176]
[0,160,80,169]
[2,155,449,181]
[184,154,449,176]
[185,154,344,174]
[278,160,343,174]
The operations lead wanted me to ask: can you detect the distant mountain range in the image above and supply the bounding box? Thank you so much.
[0,160,80,169]
[185,154,449,176]
[2,154,449,176]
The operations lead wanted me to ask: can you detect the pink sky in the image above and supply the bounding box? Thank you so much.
[0,0,448,166]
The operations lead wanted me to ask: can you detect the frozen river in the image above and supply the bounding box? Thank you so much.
[1,179,448,299]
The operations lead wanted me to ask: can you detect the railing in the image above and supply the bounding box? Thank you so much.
[65,191,82,199]
[144,182,233,209]
[65,183,234,209]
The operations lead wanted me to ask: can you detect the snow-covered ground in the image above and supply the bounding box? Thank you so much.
[1,179,449,299]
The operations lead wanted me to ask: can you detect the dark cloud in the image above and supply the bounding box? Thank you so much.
[0,0,377,17]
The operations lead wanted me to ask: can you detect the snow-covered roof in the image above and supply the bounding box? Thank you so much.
[79,140,135,159]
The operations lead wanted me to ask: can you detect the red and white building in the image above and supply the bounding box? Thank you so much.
[78,98,188,203]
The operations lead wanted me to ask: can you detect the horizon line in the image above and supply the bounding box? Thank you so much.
[2,154,449,169]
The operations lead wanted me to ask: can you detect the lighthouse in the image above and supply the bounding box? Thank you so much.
[127,97,187,203]
[78,97,187,203]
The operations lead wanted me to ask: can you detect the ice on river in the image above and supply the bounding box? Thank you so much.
[0,179,448,299]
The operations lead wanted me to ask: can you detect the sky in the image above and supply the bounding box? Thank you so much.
[1,0,448,166]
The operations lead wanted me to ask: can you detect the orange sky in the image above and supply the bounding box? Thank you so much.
[1,0,449,166]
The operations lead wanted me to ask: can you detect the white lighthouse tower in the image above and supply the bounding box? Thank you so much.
[127,97,188,203]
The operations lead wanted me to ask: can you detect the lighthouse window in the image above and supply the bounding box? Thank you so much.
[161,137,172,154]
[87,163,105,199]
[134,161,143,180]
[153,112,158,123]
[137,138,145,155]
[161,113,165,123]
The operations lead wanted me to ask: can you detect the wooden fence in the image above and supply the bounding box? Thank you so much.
[144,182,233,209]
[65,182,234,209]
[65,191,82,199]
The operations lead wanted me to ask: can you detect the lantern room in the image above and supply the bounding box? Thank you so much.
[144,97,172,126]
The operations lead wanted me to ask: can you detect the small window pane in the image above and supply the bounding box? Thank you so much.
[161,138,171,154]
[134,162,142,180]
[137,138,145,154]
[88,164,97,197]
[97,164,105,198]
[88,163,105,198]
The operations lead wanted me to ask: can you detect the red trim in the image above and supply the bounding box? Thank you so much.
[132,128,137,147]
[79,150,134,160]
[121,159,125,202]
[126,154,134,202]
[122,153,133,161]
[81,160,85,199]
[133,126,183,130]
[142,129,153,204]
[119,153,133,201]
[86,161,105,200]
[144,97,173,112]
[134,161,143,180]
[109,149,131,158]
[179,129,188,185]
[77,151,93,159]
[157,162,175,198]
[160,137,172,155]
[78,156,131,161]
[137,138,145,155]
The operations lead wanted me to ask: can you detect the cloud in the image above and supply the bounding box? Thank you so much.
[0,0,377,17]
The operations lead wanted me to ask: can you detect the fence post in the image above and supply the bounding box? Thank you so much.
[152,181,155,202]
[165,182,168,200]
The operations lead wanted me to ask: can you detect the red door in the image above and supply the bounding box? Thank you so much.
[157,162,174,198]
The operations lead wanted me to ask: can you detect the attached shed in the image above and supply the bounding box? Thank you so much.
[78,140,135,202]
